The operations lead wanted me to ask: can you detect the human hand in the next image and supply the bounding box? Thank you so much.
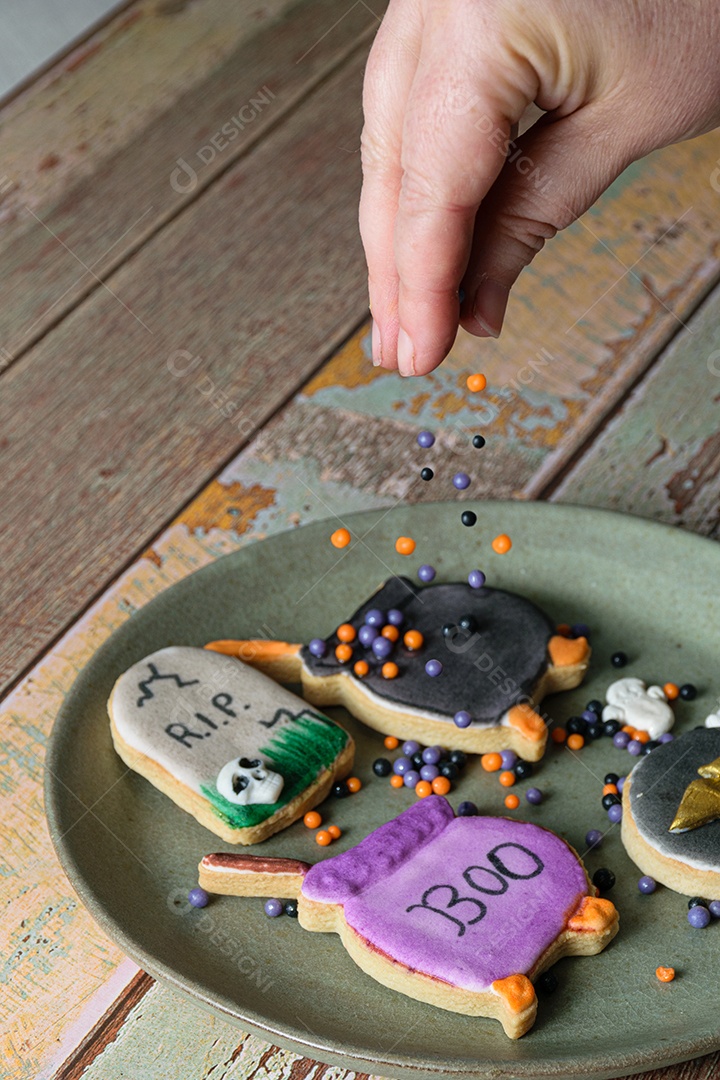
[360,0,720,374]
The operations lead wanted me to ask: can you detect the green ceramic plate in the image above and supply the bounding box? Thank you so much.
[46,502,720,1080]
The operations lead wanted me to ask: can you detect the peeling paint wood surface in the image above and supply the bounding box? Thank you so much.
[0,0,378,365]
[553,285,720,535]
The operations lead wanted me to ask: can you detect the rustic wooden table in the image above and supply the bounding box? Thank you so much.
[2,2,720,1078]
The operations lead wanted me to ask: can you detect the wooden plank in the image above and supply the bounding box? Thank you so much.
[0,46,374,697]
[0,0,379,368]
[552,281,720,534]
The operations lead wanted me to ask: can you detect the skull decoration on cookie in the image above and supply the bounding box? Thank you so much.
[602,677,674,739]
[216,757,284,805]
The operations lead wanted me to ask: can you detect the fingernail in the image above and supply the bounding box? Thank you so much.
[397,327,415,376]
[473,279,509,338]
[371,319,382,366]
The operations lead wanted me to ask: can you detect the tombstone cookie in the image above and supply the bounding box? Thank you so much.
[622,727,720,897]
[199,796,618,1038]
[205,576,591,761]
[108,646,354,844]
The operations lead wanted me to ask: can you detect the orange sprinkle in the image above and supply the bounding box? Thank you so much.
[466,373,487,392]
[504,794,520,810]
[381,661,399,680]
[381,625,400,642]
[303,811,322,829]
[335,643,353,663]
[354,660,369,677]
[567,733,585,751]
[551,728,567,745]
[327,825,342,840]
[346,776,362,793]
[656,966,676,983]
[635,730,650,744]
[384,736,399,750]
[622,725,635,735]
[492,533,512,554]
[555,623,572,637]
[403,629,424,651]
[330,527,351,549]
[315,830,332,847]
[481,752,503,772]
[663,682,680,701]
[336,623,356,643]
[395,536,416,556]
[603,783,618,796]
[432,776,452,795]
[499,770,516,787]
[415,780,433,798]
[390,774,404,788]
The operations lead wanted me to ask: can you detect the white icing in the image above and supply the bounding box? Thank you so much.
[112,646,321,799]
[602,677,674,739]
[705,710,720,729]
[216,756,284,805]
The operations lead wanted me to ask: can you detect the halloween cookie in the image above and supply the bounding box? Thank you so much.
[602,677,674,739]
[622,727,720,896]
[206,576,590,761]
[109,646,354,845]
[199,796,617,1037]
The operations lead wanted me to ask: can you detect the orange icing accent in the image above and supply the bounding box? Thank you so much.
[656,966,675,982]
[205,639,300,661]
[491,974,536,1014]
[568,895,617,934]
[506,703,546,742]
[547,635,590,668]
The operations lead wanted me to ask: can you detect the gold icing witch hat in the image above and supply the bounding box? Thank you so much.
[669,755,720,833]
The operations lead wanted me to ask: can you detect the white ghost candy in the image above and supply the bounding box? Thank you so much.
[216,756,284,806]
[705,710,720,729]
[602,677,674,740]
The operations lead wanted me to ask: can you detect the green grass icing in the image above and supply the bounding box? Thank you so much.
[200,709,349,829]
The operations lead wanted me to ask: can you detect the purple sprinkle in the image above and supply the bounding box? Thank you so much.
[403,770,421,788]
[708,900,720,918]
[417,564,436,583]
[372,636,393,660]
[308,638,327,658]
[420,764,440,781]
[638,876,656,895]
[688,905,711,929]
[572,624,591,639]
[616,775,626,794]
[452,472,471,491]
[526,787,543,805]
[425,659,443,677]
[365,608,385,627]
[188,887,209,908]
[264,898,283,918]
[613,731,630,749]
[457,801,478,816]
[627,739,643,756]
[581,709,597,724]
[417,430,435,448]
[500,749,517,770]
[402,740,421,756]
[585,829,603,850]
[422,746,442,765]
[607,803,623,823]
[392,756,413,776]
[358,624,378,647]
[453,710,472,728]
[387,608,404,626]
[468,570,486,589]
[659,733,675,744]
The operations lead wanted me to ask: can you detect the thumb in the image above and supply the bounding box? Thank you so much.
[459,104,636,338]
